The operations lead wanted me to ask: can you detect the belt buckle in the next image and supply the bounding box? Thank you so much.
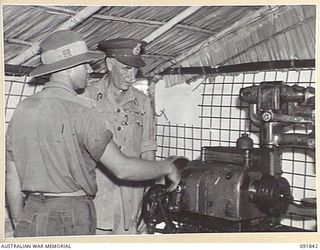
[87,194,95,199]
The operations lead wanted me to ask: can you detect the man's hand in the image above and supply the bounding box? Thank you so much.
[165,161,181,192]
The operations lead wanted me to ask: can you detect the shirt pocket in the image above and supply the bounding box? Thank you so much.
[43,116,67,144]
[130,113,144,152]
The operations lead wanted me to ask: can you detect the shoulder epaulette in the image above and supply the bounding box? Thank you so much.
[132,86,148,98]
[77,95,97,109]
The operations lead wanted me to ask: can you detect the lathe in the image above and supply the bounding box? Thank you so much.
[142,81,315,233]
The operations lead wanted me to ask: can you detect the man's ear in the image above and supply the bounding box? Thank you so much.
[105,58,113,71]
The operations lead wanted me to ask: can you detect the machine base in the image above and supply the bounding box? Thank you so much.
[150,211,312,234]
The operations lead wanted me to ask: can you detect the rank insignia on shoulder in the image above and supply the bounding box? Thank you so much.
[133,98,139,106]
[97,93,103,102]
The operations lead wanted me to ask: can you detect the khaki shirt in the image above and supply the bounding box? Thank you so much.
[84,76,157,230]
[6,81,113,196]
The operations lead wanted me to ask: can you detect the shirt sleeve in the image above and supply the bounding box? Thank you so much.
[141,96,158,153]
[83,108,113,162]
[6,121,14,162]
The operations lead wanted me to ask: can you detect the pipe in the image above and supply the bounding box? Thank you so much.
[278,133,315,149]
[7,6,102,65]
[263,112,313,124]
[143,6,202,44]
[281,85,315,103]
[289,106,314,118]
[240,84,316,104]
[249,104,261,127]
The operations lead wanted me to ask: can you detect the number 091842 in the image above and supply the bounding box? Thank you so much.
[300,244,318,248]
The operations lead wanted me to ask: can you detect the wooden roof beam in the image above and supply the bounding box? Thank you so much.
[5,38,175,61]
[37,5,214,35]
[142,6,202,44]
[159,60,316,75]
[7,6,103,65]
[5,64,105,80]
[150,6,282,76]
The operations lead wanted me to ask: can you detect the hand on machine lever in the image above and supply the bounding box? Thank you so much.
[141,159,183,234]
[137,159,181,234]
[141,184,177,234]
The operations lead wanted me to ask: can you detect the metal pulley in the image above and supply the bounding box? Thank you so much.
[248,175,292,215]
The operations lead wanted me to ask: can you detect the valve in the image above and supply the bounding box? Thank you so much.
[237,133,253,168]
[236,133,254,150]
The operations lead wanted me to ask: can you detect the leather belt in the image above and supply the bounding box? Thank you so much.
[30,189,88,197]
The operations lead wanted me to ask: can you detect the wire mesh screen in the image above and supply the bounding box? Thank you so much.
[155,69,316,230]
[5,76,43,131]
[3,69,316,232]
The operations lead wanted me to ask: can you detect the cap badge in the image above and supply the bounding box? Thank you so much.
[132,43,141,56]
[62,48,73,58]
[97,92,103,102]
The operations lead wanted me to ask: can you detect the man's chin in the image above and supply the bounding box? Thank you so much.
[121,85,131,91]
[75,88,85,94]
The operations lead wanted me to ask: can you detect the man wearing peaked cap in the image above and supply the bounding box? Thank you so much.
[82,38,158,235]
[6,31,180,237]
[98,38,148,68]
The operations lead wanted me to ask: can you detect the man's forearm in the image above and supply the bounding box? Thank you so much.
[6,160,23,225]
[141,150,165,184]
[117,157,172,181]
[100,141,172,181]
